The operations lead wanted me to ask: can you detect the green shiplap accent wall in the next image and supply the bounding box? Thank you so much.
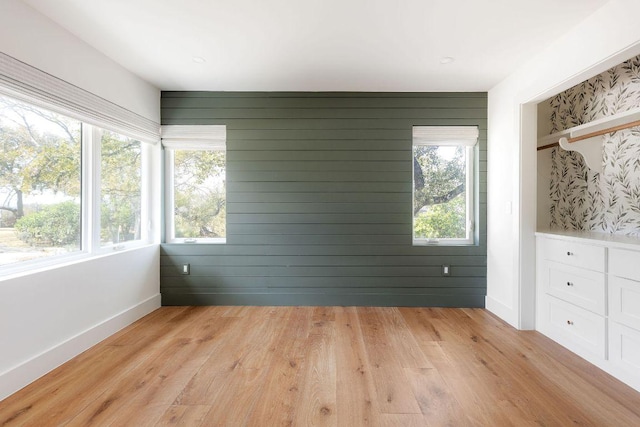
[160,92,487,307]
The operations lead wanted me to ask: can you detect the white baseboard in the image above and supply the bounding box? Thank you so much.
[485,295,519,329]
[0,293,161,401]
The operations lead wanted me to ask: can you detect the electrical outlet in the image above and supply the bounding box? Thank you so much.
[182,263,190,275]
[442,264,451,276]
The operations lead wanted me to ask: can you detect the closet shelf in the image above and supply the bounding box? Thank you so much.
[537,107,640,174]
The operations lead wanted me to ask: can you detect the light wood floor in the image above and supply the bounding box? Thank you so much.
[1,307,640,426]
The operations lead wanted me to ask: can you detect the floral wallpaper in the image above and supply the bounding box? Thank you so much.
[547,55,640,237]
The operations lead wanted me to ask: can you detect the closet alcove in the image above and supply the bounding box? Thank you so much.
[534,54,640,392]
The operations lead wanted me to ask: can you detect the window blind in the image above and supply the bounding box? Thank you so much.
[161,125,227,150]
[0,51,160,144]
[413,126,479,147]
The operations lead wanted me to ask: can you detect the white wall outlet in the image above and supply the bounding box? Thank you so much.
[442,264,451,276]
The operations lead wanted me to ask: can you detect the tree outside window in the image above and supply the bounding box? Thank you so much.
[0,95,146,268]
[413,126,477,245]
[0,97,81,265]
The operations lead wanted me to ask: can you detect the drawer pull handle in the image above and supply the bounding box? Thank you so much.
[567,282,574,287]
[566,251,573,256]
[567,320,574,326]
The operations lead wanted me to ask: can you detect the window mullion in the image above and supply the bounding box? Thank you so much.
[81,124,92,252]
[91,128,103,252]
[466,146,475,243]
[164,149,176,242]
[82,125,103,253]
[140,143,152,244]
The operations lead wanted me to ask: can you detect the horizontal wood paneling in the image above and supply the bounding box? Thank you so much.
[160,293,486,307]
[160,276,487,288]
[162,108,488,120]
[161,92,487,306]
[226,150,411,161]
[160,255,488,267]
[160,244,486,257]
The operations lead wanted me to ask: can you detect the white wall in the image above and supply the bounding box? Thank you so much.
[536,103,552,230]
[0,0,161,400]
[0,247,160,400]
[487,0,640,328]
[0,0,159,122]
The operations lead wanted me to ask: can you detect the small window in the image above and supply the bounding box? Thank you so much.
[412,126,478,245]
[162,125,226,244]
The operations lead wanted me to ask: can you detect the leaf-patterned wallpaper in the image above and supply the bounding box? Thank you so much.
[547,55,640,237]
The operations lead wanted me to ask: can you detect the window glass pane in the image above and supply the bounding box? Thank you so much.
[100,130,142,247]
[173,150,226,239]
[413,144,467,240]
[0,95,81,265]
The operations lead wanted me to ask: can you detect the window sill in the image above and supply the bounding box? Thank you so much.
[0,242,157,282]
[413,239,475,246]
[166,238,226,244]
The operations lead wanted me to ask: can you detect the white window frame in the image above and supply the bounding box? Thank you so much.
[162,125,227,244]
[77,124,153,254]
[412,126,478,246]
[89,127,151,253]
[0,106,152,276]
[0,52,160,276]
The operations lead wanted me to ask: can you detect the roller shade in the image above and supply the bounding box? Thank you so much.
[161,125,226,150]
[0,51,160,144]
[413,126,479,146]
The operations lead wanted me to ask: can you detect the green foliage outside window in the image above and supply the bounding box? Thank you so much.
[173,150,226,239]
[413,144,468,240]
[100,131,142,245]
[15,201,80,246]
[414,194,466,239]
[0,96,145,265]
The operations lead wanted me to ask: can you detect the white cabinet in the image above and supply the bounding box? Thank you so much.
[609,276,640,330]
[540,237,606,271]
[607,248,640,391]
[609,248,640,282]
[536,231,640,392]
[546,295,607,358]
[537,234,607,361]
[609,322,640,389]
[546,262,605,315]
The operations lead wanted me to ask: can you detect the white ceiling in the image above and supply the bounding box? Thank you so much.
[22,0,609,92]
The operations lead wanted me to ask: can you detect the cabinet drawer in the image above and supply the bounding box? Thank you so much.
[609,248,640,282]
[546,296,606,359]
[609,276,640,330]
[539,238,605,272]
[609,321,640,387]
[546,262,605,315]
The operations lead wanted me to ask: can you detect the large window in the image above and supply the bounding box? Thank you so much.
[0,94,150,270]
[163,125,226,243]
[0,96,82,265]
[412,126,478,245]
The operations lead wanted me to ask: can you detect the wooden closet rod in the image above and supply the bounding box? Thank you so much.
[537,142,559,151]
[569,118,640,143]
[537,118,640,151]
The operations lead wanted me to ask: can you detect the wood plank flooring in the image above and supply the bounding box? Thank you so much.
[1,307,640,426]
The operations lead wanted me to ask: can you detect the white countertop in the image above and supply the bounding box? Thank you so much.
[536,228,640,251]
